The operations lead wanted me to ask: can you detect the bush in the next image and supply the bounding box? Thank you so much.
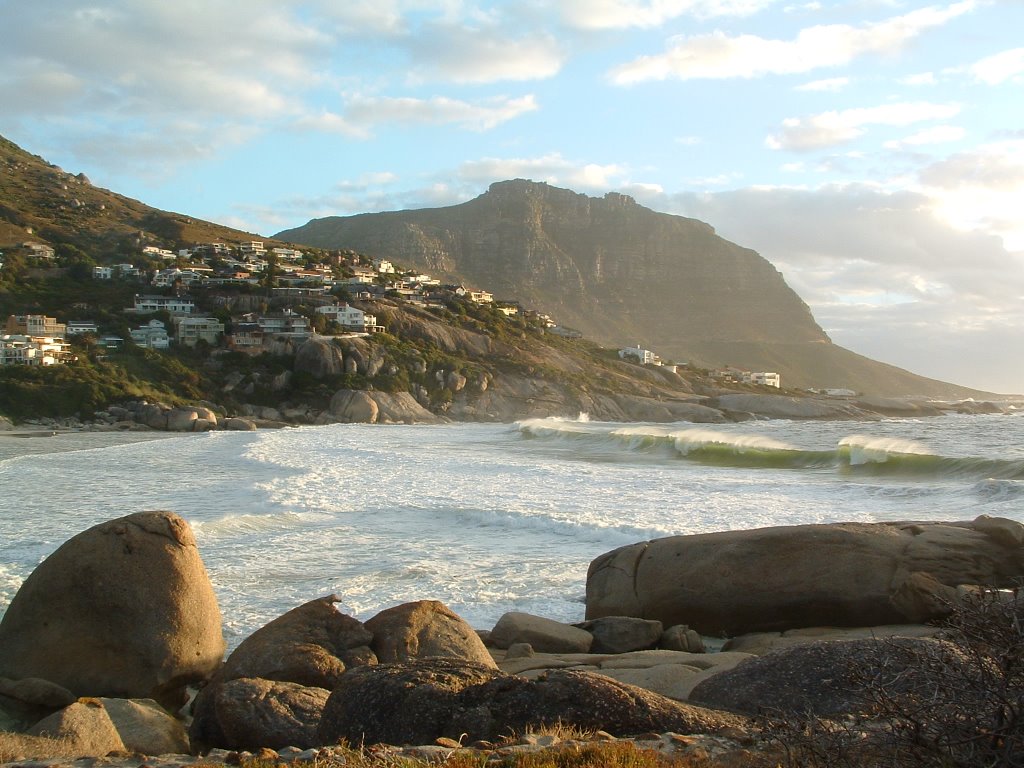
[765,587,1024,767]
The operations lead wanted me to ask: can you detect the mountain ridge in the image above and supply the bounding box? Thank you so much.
[277,179,989,399]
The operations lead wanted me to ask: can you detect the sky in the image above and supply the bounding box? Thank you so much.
[1,1,1022,394]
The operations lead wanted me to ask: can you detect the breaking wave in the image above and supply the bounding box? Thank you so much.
[515,419,1024,480]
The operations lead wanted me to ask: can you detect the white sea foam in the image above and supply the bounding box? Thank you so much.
[839,434,931,465]
[2,417,1023,645]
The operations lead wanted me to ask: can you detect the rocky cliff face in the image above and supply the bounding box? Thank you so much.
[278,180,826,351]
[277,181,986,397]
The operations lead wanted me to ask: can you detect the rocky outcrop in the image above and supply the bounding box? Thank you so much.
[325,389,440,424]
[707,393,873,420]
[294,336,347,379]
[365,600,497,668]
[317,658,748,747]
[0,512,224,708]
[586,516,1024,635]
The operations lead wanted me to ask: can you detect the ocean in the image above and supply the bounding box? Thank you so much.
[2,413,1023,648]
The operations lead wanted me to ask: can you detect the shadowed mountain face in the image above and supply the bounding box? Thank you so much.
[277,180,986,398]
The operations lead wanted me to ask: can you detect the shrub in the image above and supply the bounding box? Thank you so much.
[765,587,1024,767]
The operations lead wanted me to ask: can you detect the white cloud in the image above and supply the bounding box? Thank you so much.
[557,0,778,30]
[405,26,565,83]
[883,124,965,149]
[795,77,850,92]
[766,102,961,151]
[675,135,703,145]
[970,47,1024,84]
[342,94,539,131]
[645,183,1024,392]
[294,112,371,139]
[900,72,937,86]
[609,1,977,83]
[457,153,630,190]
[918,139,1024,250]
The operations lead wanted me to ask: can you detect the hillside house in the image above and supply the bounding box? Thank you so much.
[23,242,56,260]
[130,319,170,349]
[6,315,66,338]
[315,304,383,332]
[173,316,225,347]
[240,241,267,258]
[227,323,265,352]
[238,310,310,339]
[0,335,73,366]
[743,371,781,388]
[93,266,114,280]
[129,295,195,315]
[619,345,656,365]
[66,320,99,336]
[142,246,176,260]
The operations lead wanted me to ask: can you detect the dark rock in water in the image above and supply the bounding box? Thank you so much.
[213,677,329,751]
[317,658,747,747]
[365,599,497,668]
[688,637,971,717]
[586,517,1024,635]
[0,512,224,709]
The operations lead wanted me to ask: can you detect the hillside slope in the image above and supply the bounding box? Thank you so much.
[277,180,988,398]
[0,136,271,254]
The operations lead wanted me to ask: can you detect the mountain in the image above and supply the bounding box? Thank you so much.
[277,180,988,399]
[0,136,271,255]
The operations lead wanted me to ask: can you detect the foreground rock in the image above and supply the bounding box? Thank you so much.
[317,658,748,747]
[689,637,973,717]
[0,512,224,708]
[190,596,374,749]
[365,600,497,668]
[586,516,1024,635]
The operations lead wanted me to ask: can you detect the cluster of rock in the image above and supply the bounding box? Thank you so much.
[1,512,1022,764]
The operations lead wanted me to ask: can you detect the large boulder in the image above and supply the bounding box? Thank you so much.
[317,658,748,747]
[689,637,971,717]
[365,600,496,668]
[26,700,127,758]
[328,390,379,423]
[221,595,375,688]
[490,612,594,653]
[586,517,1024,635]
[190,596,374,750]
[317,658,502,747]
[0,512,225,708]
[577,616,663,654]
[100,697,190,755]
[212,678,330,751]
[295,337,347,379]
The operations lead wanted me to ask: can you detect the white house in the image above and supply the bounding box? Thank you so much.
[0,335,72,366]
[66,320,99,336]
[130,319,170,349]
[619,345,656,365]
[93,266,114,280]
[315,303,381,332]
[744,371,781,388]
[373,258,396,274]
[130,295,195,315]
